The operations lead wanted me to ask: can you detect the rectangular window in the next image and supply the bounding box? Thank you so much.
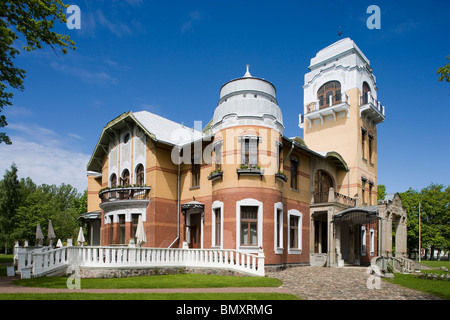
[191,156,200,187]
[277,143,283,173]
[290,158,299,190]
[241,137,258,168]
[369,184,373,205]
[368,134,374,163]
[361,128,367,160]
[214,143,222,171]
[132,214,140,243]
[214,208,221,247]
[289,216,299,249]
[361,179,366,204]
[370,229,375,256]
[240,206,258,246]
[119,214,126,244]
[361,226,367,256]
[276,209,283,248]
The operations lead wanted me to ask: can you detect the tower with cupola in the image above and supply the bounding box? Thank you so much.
[300,38,385,206]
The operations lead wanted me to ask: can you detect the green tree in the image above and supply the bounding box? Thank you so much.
[0,0,76,144]
[377,184,386,201]
[437,56,450,83]
[0,163,21,252]
[13,183,82,245]
[401,183,450,259]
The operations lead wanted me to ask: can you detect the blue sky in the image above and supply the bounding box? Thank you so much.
[0,0,449,194]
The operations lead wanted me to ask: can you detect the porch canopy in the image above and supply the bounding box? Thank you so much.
[333,205,379,225]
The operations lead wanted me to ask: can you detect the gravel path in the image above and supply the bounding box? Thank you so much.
[0,266,442,300]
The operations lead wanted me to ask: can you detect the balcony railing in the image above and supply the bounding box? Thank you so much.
[312,188,355,207]
[301,93,350,128]
[99,186,151,203]
[359,92,385,125]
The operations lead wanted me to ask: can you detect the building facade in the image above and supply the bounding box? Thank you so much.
[83,38,407,270]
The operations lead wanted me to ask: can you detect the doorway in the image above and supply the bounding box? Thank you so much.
[189,213,202,248]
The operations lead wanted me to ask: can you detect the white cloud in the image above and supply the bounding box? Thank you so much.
[181,10,203,34]
[0,123,90,193]
[50,61,118,86]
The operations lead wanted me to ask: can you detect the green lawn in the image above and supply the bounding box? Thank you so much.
[384,272,450,300]
[0,292,297,300]
[5,273,296,300]
[418,260,450,269]
[14,273,282,289]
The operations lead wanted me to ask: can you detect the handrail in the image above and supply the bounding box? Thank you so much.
[17,246,265,278]
[99,186,151,203]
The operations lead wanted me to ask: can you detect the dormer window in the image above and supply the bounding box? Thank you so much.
[317,81,341,109]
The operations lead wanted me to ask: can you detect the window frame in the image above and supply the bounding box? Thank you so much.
[236,198,263,252]
[191,156,201,188]
[287,209,302,254]
[211,201,224,248]
[274,202,283,254]
[317,81,341,109]
[290,158,299,190]
[239,136,259,168]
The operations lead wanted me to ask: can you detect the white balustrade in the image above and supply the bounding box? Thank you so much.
[17,246,265,277]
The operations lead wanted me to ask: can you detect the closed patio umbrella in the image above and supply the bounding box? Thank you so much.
[35,223,44,246]
[47,220,56,246]
[135,215,146,247]
[77,227,85,246]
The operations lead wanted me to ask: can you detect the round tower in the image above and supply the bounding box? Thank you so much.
[208,66,285,258]
[211,65,284,134]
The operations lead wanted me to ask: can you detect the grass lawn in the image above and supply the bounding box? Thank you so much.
[0,292,297,300]
[418,260,450,269]
[384,273,450,300]
[14,273,282,289]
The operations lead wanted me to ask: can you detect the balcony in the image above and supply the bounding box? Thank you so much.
[300,93,350,128]
[359,92,385,125]
[99,186,151,209]
[311,188,356,207]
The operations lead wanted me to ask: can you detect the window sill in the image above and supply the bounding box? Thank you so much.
[236,168,264,180]
[288,249,302,255]
[290,188,300,193]
[189,186,200,190]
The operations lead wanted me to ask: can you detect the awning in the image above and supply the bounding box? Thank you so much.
[333,205,379,225]
[78,210,101,220]
[181,201,204,212]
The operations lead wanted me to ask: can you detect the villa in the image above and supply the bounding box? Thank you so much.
[81,38,407,272]
[15,38,411,278]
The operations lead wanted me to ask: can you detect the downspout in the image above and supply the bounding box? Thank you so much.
[169,147,181,248]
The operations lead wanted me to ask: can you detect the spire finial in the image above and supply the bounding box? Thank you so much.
[243,64,252,78]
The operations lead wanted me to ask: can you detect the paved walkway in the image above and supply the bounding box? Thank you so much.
[0,266,442,300]
[267,266,441,300]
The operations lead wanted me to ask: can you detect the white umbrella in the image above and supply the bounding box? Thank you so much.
[35,223,44,246]
[47,220,56,246]
[135,215,146,247]
[77,227,85,246]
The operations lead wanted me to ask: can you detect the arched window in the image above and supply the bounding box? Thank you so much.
[317,81,341,109]
[314,170,334,203]
[110,173,117,187]
[121,169,130,186]
[362,82,371,105]
[135,164,144,186]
